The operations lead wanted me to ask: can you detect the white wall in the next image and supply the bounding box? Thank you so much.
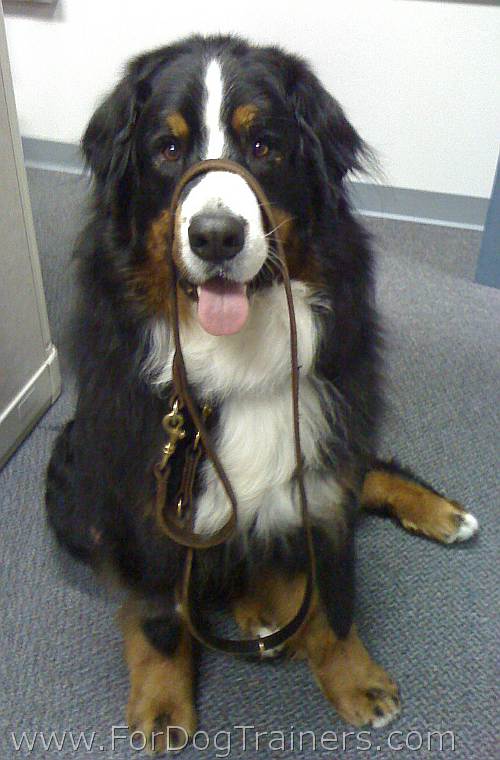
[4,0,500,198]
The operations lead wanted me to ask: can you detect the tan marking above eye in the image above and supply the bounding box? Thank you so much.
[165,112,190,140]
[231,104,259,133]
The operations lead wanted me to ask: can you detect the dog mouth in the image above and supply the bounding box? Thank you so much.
[178,271,250,336]
[180,254,280,336]
[195,276,249,336]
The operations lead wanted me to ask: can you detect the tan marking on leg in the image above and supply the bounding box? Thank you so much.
[361,471,478,543]
[234,573,400,727]
[118,597,196,754]
[232,572,306,659]
[307,623,400,728]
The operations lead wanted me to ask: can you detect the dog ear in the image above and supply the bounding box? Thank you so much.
[82,71,138,184]
[287,60,368,199]
[82,47,179,185]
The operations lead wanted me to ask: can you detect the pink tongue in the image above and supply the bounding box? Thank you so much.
[197,278,249,336]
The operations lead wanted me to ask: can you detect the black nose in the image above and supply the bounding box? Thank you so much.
[188,213,245,262]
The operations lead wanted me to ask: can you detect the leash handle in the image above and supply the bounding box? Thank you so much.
[157,159,316,656]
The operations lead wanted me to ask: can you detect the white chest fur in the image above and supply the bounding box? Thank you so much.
[143,282,342,538]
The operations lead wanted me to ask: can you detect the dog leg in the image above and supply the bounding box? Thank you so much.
[234,572,400,727]
[304,616,400,728]
[233,575,288,659]
[118,596,196,754]
[361,461,478,544]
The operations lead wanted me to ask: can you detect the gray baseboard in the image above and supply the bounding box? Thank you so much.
[350,182,487,231]
[23,136,84,174]
[22,136,488,230]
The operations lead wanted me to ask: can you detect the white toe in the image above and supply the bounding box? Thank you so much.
[372,708,399,729]
[449,512,479,543]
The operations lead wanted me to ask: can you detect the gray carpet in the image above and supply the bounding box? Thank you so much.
[0,168,498,759]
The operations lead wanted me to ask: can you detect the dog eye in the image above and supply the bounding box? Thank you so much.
[252,140,270,159]
[162,139,182,161]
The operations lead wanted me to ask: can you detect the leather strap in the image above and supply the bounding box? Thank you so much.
[155,158,316,656]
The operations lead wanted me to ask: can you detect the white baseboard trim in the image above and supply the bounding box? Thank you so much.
[0,344,61,469]
[21,137,488,230]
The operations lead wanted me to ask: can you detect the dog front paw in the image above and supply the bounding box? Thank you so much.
[330,666,401,728]
[127,692,196,754]
[311,626,401,728]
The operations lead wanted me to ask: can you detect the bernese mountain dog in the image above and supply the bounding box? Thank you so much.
[45,34,478,753]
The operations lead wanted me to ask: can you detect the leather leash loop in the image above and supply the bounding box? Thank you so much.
[155,159,316,656]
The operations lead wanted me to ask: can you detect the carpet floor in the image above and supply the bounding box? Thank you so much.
[0,168,498,759]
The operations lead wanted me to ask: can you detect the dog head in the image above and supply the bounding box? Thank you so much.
[83,35,367,333]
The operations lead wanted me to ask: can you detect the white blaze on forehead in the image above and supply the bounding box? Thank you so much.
[203,59,225,159]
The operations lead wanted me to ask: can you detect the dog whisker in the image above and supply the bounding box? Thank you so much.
[264,218,295,238]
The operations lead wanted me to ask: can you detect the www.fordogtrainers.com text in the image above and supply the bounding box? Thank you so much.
[11,725,456,754]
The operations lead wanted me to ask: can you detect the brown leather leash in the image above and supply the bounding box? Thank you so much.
[154,158,316,657]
